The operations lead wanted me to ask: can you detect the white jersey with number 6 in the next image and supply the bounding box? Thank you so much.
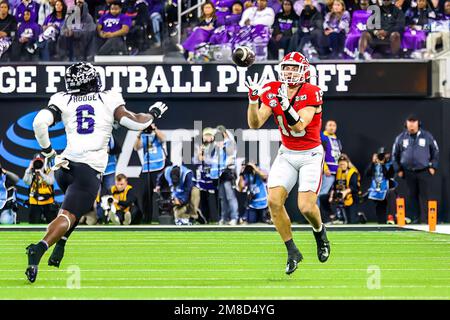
[47,90,125,173]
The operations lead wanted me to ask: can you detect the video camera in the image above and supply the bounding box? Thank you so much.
[156,190,174,215]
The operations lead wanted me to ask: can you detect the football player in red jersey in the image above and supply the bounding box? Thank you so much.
[245,52,330,275]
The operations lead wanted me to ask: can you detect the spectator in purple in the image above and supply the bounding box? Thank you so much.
[269,0,298,59]
[0,1,17,61]
[57,0,96,61]
[344,0,371,58]
[14,0,40,23]
[216,0,238,25]
[10,9,41,60]
[182,1,217,61]
[269,0,282,13]
[323,0,350,58]
[97,0,132,55]
[291,0,323,55]
[145,0,163,48]
[38,0,66,60]
[210,0,243,45]
[123,0,150,54]
[402,0,437,53]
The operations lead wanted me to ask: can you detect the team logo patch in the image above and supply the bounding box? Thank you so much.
[267,93,275,99]
[295,95,307,101]
[269,100,278,107]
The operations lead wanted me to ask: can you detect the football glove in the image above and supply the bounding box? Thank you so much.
[277,83,290,111]
[245,73,269,104]
[51,155,70,171]
[148,101,168,119]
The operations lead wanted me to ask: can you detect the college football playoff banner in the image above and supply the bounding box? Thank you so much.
[0,61,431,98]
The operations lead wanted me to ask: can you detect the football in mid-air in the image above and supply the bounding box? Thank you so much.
[232,46,255,68]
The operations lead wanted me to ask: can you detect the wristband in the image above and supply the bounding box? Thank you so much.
[42,145,53,154]
[284,106,300,126]
[149,108,161,119]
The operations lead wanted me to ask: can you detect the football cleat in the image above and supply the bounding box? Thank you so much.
[285,250,303,275]
[25,265,38,283]
[313,225,331,263]
[48,244,65,268]
[25,244,40,283]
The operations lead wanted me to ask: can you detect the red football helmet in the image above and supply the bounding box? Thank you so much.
[278,52,311,86]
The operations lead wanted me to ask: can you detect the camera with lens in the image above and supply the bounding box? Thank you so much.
[242,163,255,176]
[376,147,387,162]
[333,180,346,204]
[32,157,44,171]
[143,125,154,134]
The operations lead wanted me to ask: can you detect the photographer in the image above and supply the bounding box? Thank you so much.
[134,122,166,224]
[158,164,200,226]
[23,153,57,224]
[329,154,362,224]
[0,162,19,224]
[238,161,270,224]
[192,127,218,223]
[210,125,239,226]
[365,147,397,224]
[105,174,138,225]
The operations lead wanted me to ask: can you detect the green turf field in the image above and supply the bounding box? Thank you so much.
[0,230,449,299]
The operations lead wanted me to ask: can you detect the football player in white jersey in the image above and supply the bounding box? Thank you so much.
[25,62,168,283]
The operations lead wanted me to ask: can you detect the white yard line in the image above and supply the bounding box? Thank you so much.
[2,285,450,289]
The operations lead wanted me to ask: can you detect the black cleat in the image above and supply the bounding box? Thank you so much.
[25,244,40,283]
[285,250,303,275]
[25,265,38,283]
[48,244,65,268]
[313,225,331,263]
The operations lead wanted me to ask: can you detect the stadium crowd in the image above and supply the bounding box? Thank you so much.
[0,0,448,62]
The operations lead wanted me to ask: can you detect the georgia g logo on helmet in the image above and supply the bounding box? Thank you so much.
[278,52,311,87]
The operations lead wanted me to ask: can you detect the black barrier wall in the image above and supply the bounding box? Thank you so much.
[1,97,449,223]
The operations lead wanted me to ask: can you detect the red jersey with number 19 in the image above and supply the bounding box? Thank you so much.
[260,81,323,151]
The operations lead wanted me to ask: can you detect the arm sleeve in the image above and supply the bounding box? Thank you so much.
[33,109,55,150]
